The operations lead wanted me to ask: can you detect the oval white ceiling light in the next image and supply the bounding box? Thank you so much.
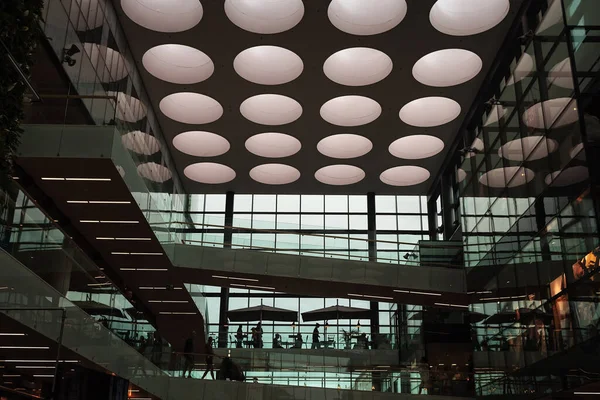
[479,166,534,188]
[484,105,507,126]
[548,58,574,89]
[142,45,213,84]
[457,168,467,183]
[464,137,483,158]
[320,96,381,127]
[412,49,482,87]
[380,166,430,186]
[173,131,230,157]
[315,165,365,185]
[121,0,203,32]
[122,131,160,155]
[82,43,128,83]
[523,97,578,129]
[184,162,236,184]
[317,134,372,159]
[234,46,303,85]
[109,92,147,123]
[328,0,407,36]
[389,135,444,160]
[249,163,300,185]
[570,143,584,160]
[507,53,534,85]
[399,97,461,127]
[430,0,510,36]
[160,93,223,124]
[224,0,304,34]
[323,47,392,86]
[498,136,558,161]
[545,166,589,187]
[245,133,301,158]
[137,162,172,183]
[240,94,302,125]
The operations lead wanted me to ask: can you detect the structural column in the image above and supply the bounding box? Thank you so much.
[218,191,234,348]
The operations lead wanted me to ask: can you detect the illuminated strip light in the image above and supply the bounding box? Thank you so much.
[16,366,55,369]
[348,293,393,301]
[2,374,20,378]
[574,392,600,395]
[80,220,139,224]
[120,268,168,272]
[159,312,196,315]
[148,300,189,304]
[111,252,163,256]
[0,346,49,350]
[393,289,441,297]
[129,389,140,393]
[212,275,259,283]
[139,286,183,290]
[467,291,493,294]
[42,178,111,182]
[479,295,528,301]
[230,283,275,291]
[0,333,25,336]
[33,374,54,378]
[87,282,112,287]
[68,200,130,204]
[0,360,78,363]
[96,237,151,241]
[434,303,469,309]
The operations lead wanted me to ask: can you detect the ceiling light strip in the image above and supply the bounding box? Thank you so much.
[0,333,25,336]
[120,268,168,272]
[148,300,189,304]
[80,220,139,224]
[348,293,393,301]
[393,289,441,297]
[0,360,78,363]
[158,312,196,315]
[0,346,49,350]
[434,303,469,309]
[230,283,275,291]
[96,237,151,241]
[212,275,259,283]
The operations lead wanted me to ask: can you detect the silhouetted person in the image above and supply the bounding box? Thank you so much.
[182,330,196,378]
[418,356,432,395]
[255,322,264,348]
[201,337,215,379]
[236,325,244,348]
[312,323,321,349]
[273,333,283,349]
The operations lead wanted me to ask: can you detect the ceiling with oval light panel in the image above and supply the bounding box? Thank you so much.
[115,0,523,194]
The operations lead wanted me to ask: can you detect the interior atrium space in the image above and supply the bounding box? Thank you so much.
[1,0,600,399]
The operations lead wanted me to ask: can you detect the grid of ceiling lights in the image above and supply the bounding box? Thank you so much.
[121,0,512,187]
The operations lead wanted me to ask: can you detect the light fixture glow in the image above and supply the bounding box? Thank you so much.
[212,275,259,282]
[413,49,482,87]
[159,311,197,315]
[240,94,302,126]
[249,164,300,185]
[224,0,304,34]
[120,268,168,272]
[328,0,407,36]
[317,134,372,159]
[399,97,461,127]
[0,346,49,350]
[121,0,203,32]
[507,53,534,85]
[80,220,139,224]
[479,167,534,188]
[234,46,303,85]
[81,43,128,83]
[111,252,162,256]
[430,0,510,36]
[160,93,223,125]
[67,200,130,204]
[230,283,275,291]
[323,48,392,86]
[498,137,558,161]
[184,163,236,184]
[173,131,230,157]
[121,131,160,155]
[393,290,442,296]
[137,162,172,183]
[148,300,189,303]
[96,237,151,241]
[315,165,365,186]
[320,96,381,127]
[143,44,213,84]
[389,135,444,160]
[545,166,589,187]
[245,133,301,158]
[380,166,430,186]
[0,333,25,336]
[348,293,393,301]
[523,97,578,129]
[109,92,147,123]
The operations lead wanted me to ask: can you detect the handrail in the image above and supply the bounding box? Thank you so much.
[182,238,463,268]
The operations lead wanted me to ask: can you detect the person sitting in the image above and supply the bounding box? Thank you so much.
[273,333,283,349]
[251,327,258,348]
[291,333,303,349]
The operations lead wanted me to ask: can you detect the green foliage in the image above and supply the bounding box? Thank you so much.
[0,0,43,186]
